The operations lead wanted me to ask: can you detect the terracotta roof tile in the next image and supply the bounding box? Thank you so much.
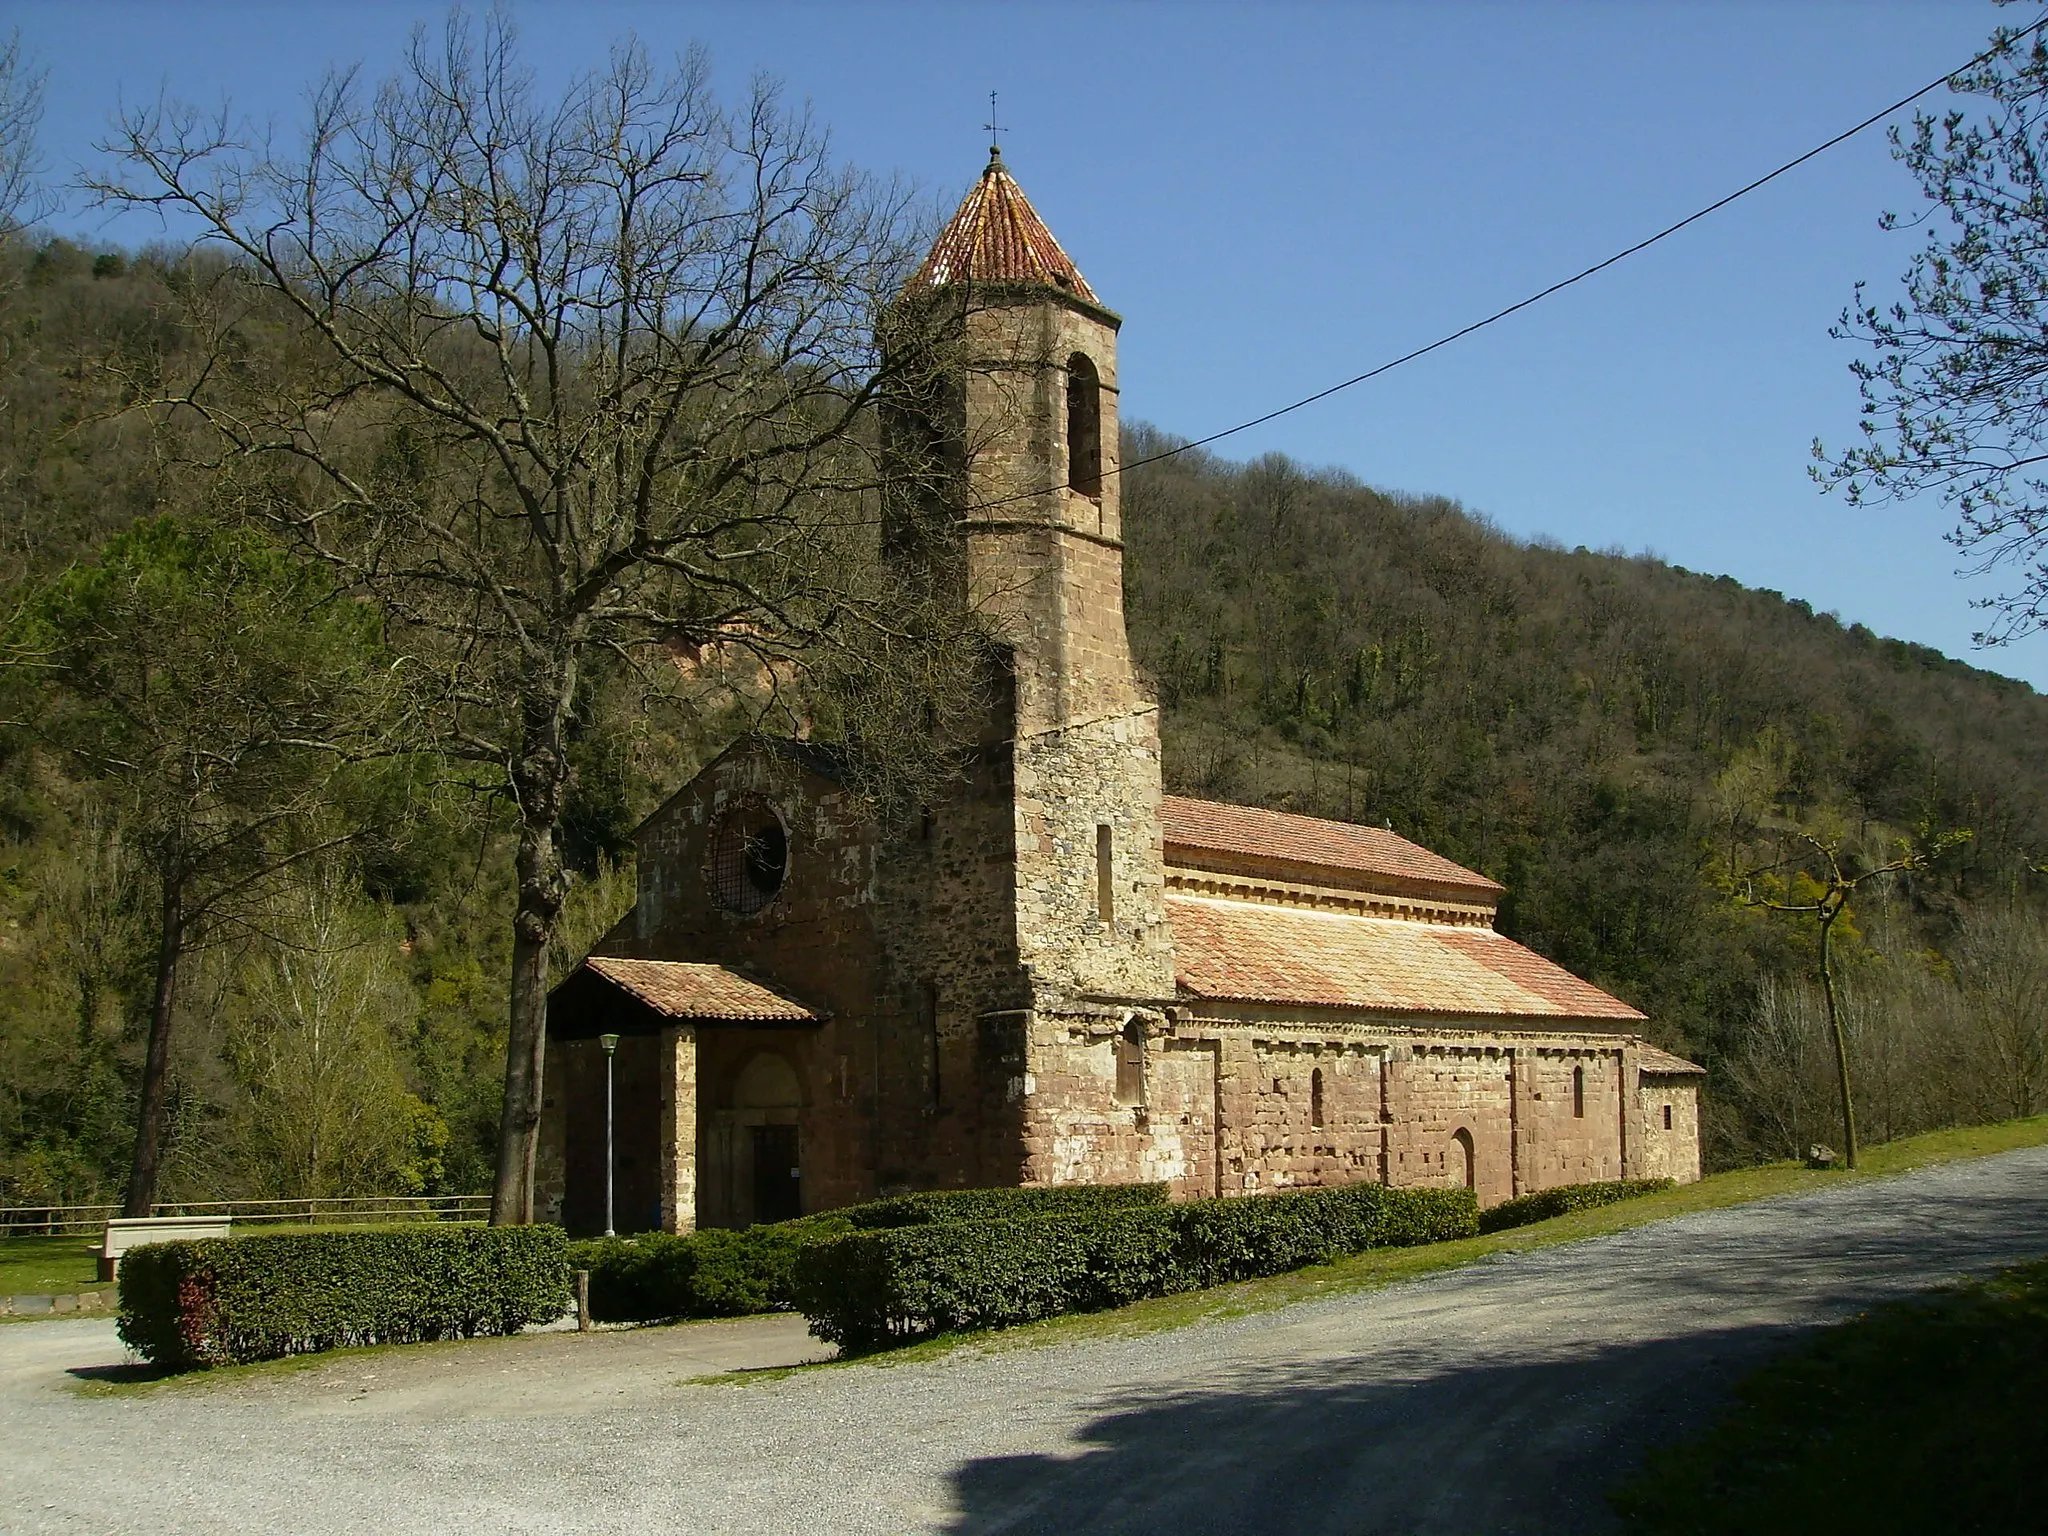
[1161,796,1504,897]
[1168,896,1643,1021]
[1636,1045,1707,1076]
[906,151,1099,302]
[582,958,819,1023]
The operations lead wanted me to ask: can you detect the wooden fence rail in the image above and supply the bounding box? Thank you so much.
[0,1196,492,1237]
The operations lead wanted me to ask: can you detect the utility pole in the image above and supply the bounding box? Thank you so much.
[599,1033,620,1237]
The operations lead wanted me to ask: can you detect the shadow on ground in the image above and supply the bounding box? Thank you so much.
[65,1362,178,1386]
[948,1161,2048,1535]
[945,1325,1804,1536]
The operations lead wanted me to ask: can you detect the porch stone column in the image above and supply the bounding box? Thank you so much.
[660,1024,699,1233]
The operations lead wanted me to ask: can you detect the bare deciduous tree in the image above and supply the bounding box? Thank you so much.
[0,29,47,234]
[1818,20,2048,643]
[223,865,432,1200]
[1952,904,2048,1120]
[1744,829,1969,1169]
[92,15,979,1222]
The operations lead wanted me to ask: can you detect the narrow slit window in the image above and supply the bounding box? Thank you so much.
[1096,823,1114,924]
[1311,1068,1325,1129]
[1663,1103,1673,1131]
[1572,1065,1586,1119]
[1114,1019,1146,1107]
[925,981,942,1112]
[1066,353,1102,499]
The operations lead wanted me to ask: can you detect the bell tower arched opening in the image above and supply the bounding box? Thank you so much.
[1066,352,1102,499]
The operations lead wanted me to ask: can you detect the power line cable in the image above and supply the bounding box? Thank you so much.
[971,14,2048,512]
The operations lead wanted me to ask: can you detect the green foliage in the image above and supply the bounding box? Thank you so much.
[1121,429,2048,1164]
[1611,1258,2048,1534]
[568,1213,853,1323]
[115,1224,569,1368]
[1476,1177,1675,1235]
[565,1188,1170,1324]
[794,1183,1479,1353]
[835,1182,1170,1230]
[6,223,2048,1208]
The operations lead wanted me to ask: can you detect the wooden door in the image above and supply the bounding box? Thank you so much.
[751,1123,802,1224]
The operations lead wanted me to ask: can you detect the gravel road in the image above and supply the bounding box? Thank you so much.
[5,1146,2045,1535]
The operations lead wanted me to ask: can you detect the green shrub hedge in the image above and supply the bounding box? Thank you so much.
[836,1182,1169,1230]
[117,1224,570,1368]
[793,1181,1478,1352]
[1477,1178,1676,1235]
[568,1213,853,1324]
[567,1183,1171,1324]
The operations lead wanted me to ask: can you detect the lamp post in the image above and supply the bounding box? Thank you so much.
[599,1032,621,1238]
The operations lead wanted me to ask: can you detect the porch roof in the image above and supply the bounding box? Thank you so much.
[549,956,823,1037]
[1636,1045,1708,1077]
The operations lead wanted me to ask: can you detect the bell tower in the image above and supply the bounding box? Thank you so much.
[890,149,1174,1004]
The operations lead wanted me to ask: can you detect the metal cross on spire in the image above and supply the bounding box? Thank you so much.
[985,90,1004,159]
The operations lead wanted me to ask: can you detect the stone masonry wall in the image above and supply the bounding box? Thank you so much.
[1513,1048,1626,1189]
[1020,1010,1211,1195]
[1383,1043,1517,1206]
[1010,707,1177,1004]
[1009,1014,1669,1209]
[1633,1078,1703,1184]
[1214,1037,1386,1197]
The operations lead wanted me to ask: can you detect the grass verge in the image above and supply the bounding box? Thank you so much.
[688,1113,2048,1381]
[1608,1256,2048,1534]
[0,1236,107,1298]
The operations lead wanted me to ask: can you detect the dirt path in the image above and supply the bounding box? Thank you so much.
[4,1147,2045,1534]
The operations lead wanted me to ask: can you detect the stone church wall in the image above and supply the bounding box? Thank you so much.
[1514,1048,1625,1189]
[1382,1043,1518,1207]
[1632,1077,1703,1184]
[1020,1011,1212,1195]
[1003,1013,1670,1212]
[1215,1037,1386,1196]
[1009,707,1177,1004]
[549,743,1041,1230]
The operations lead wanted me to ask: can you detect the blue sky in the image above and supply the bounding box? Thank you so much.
[17,0,2046,687]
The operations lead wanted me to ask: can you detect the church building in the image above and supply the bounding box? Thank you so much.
[536,151,1704,1235]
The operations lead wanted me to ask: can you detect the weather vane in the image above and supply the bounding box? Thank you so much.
[985,90,1004,157]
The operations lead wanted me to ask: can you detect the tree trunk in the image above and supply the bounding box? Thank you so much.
[123,880,184,1218]
[490,703,572,1226]
[1818,906,1859,1171]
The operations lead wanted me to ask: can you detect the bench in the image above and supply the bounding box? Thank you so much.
[92,1216,233,1281]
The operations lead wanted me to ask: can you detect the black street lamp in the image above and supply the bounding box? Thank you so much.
[599,1032,620,1237]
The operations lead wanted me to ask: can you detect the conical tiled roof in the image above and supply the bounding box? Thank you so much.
[907,150,1099,303]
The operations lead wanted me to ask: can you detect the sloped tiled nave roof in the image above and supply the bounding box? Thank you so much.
[1167,895,1644,1021]
[1160,796,1505,897]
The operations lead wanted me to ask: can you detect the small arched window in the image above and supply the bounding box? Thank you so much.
[1114,1018,1146,1107]
[1066,353,1102,499]
[1310,1068,1325,1129]
[1572,1065,1586,1119]
[1095,823,1114,924]
[1453,1127,1475,1191]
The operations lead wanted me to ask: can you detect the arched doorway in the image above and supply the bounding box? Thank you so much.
[1452,1127,1476,1192]
[733,1051,803,1224]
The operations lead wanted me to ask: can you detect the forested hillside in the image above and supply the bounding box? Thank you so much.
[2,241,2045,1204]
[1120,425,2048,1161]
